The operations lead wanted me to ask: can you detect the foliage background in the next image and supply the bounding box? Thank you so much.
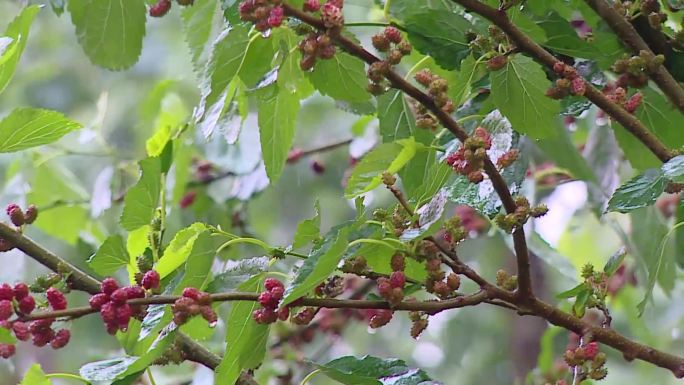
[0,0,683,384]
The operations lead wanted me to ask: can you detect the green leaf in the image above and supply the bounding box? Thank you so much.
[293,200,321,249]
[412,160,452,206]
[634,86,684,152]
[527,232,578,282]
[206,256,270,292]
[314,355,439,385]
[403,9,471,71]
[345,138,420,198]
[120,157,162,231]
[400,189,447,241]
[173,231,216,292]
[0,6,40,95]
[145,94,188,157]
[155,223,207,279]
[536,123,596,183]
[88,235,130,276]
[449,55,487,105]
[275,29,314,99]
[556,283,588,299]
[281,226,350,306]
[0,326,16,344]
[307,52,370,102]
[200,25,251,115]
[490,55,561,139]
[80,357,139,381]
[257,85,300,183]
[661,155,684,183]
[239,34,277,88]
[0,108,81,152]
[215,275,270,384]
[377,89,416,143]
[603,247,627,277]
[606,169,666,213]
[20,364,51,385]
[181,0,217,70]
[573,289,590,318]
[68,0,146,70]
[349,239,427,282]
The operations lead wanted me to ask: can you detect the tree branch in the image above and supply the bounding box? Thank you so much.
[450,0,674,163]
[583,0,684,112]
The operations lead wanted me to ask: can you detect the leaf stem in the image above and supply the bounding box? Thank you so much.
[299,369,321,385]
[45,373,91,384]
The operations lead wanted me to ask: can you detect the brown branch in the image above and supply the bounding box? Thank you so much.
[583,0,684,112]
[450,0,674,163]
[280,3,535,301]
[298,138,352,157]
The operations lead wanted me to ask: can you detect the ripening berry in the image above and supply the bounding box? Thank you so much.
[287,149,305,164]
[269,286,285,300]
[389,271,406,289]
[50,329,70,349]
[292,307,316,325]
[100,302,117,323]
[252,308,278,324]
[327,0,344,7]
[17,295,35,315]
[29,318,53,334]
[384,26,402,44]
[89,293,109,310]
[101,278,119,295]
[141,270,161,290]
[303,0,321,12]
[321,3,343,28]
[377,277,392,297]
[46,288,67,310]
[311,160,326,174]
[173,311,189,326]
[258,292,279,309]
[12,322,29,341]
[200,306,218,326]
[410,318,428,339]
[12,283,28,300]
[179,191,197,209]
[277,307,290,321]
[264,278,284,291]
[173,296,194,313]
[368,309,393,328]
[182,287,201,300]
[110,288,129,305]
[570,77,586,96]
[486,55,508,71]
[0,284,13,301]
[32,329,54,347]
[625,92,643,113]
[149,0,172,17]
[0,239,14,252]
[0,301,12,321]
[124,285,146,299]
[318,44,336,59]
[7,204,24,227]
[24,205,38,224]
[116,304,133,327]
[196,292,212,306]
[446,273,461,290]
[585,341,599,360]
[267,6,284,28]
[371,33,390,51]
[0,344,15,359]
[553,61,565,74]
[390,253,405,272]
[387,49,403,65]
[433,280,451,298]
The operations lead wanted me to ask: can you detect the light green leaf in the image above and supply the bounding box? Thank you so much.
[606,169,666,213]
[238,34,276,88]
[293,200,321,249]
[145,94,188,157]
[377,89,415,143]
[282,226,350,306]
[0,108,81,152]
[69,0,146,70]
[490,55,560,139]
[120,157,162,231]
[215,275,269,384]
[603,247,627,277]
[0,327,15,344]
[275,28,314,98]
[174,231,216,291]
[257,85,300,183]
[20,364,51,385]
[181,0,217,70]
[308,52,370,102]
[345,138,420,198]
[155,223,207,279]
[206,256,269,292]
[0,5,40,94]
[88,235,130,276]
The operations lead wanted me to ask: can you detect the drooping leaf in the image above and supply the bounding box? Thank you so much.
[490,55,561,139]
[173,231,216,292]
[281,226,350,306]
[88,235,130,276]
[400,189,447,241]
[238,34,277,88]
[403,9,471,70]
[556,283,588,299]
[155,223,207,279]
[80,357,139,381]
[603,247,627,277]
[257,85,300,183]
[377,90,415,143]
[308,52,370,102]
[206,256,269,292]
[68,0,146,70]
[215,274,269,384]
[0,5,40,95]
[19,364,50,385]
[293,200,321,249]
[606,169,666,213]
[661,155,684,183]
[120,157,162,231]
[313,355,439,385]
[181,0,218,70]
[345,138,421,198]
[0,108,81,152]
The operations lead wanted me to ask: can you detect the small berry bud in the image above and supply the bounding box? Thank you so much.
[0,344,15,358]
[390,253,405,272]
[24,205,38,224]
[200,306,218,326]
[7,204,24,227]
[384,26,402,44]
[149,0,172,17]
[372,33,391,51]
[303,0,321,12]
[292,307,316,325]
[368,309,393,328]
[410,318,428,339]
[277,307,290,321]
[570,77,586,96]
[446,273,461,290]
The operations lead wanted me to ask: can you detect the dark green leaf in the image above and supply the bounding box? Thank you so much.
[293,200,321,249]
[661,155,684,183]
[490,55,561,139]
[173,231,216,291]
[0,108,81,152]
[257,85,300,183]
[181,0,218,70]
[308,52,369,102]
[314,355,439,385]
[120,157,162,231]
[0,5,40,94]
[403,10,471,71]
[239,34,276,88]
[215,275,269,383]
[377,90,415,143]
[603,248,627,276]
[606,169,666,213]
[206,257,270,292]
[282,226,350,306]
[68,0,146,70]
[88,235,130,276]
